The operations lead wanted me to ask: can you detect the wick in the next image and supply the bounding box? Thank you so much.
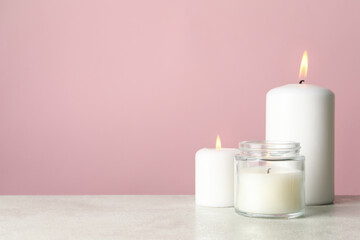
[267,168,271,174]
[299,80,305,84]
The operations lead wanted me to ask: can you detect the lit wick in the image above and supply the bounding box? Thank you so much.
[299,80,305,84]
[267,168,271,174]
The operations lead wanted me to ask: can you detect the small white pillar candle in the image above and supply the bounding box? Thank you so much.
[195,136,238,207]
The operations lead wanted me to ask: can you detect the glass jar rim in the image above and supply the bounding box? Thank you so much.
[239,140,300,151]
[238,140,302,160]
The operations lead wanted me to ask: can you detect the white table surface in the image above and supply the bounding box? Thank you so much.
[0,195,359,240]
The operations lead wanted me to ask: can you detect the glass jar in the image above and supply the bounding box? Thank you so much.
[234,140,305,219]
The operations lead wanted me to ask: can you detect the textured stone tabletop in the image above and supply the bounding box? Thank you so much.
[0,195,359,240]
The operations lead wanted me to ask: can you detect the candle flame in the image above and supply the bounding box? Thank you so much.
[216,135,221,150]
[299,51,308,81]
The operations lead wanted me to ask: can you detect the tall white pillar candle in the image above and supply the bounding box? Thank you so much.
[195,136,238,207]
[266,52,334,205]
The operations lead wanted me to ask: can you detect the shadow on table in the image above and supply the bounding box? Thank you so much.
[333,195,360,204]
[305,196,360,218]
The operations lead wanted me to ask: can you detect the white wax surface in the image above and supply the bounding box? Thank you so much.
[236,167,304,214]
[266,83,334,205]
[195,148,238,207]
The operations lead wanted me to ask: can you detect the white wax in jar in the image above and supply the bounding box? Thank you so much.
[195,148,238,207]
[236,166,304,215]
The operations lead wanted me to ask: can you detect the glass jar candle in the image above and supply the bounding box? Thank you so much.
[234,141,305,219]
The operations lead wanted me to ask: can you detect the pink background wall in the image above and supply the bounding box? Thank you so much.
[0,0,359,194]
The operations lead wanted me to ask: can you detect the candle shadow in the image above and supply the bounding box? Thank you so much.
[304,205,334,217]
[304,196,360,218]
[333,195,360,204]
